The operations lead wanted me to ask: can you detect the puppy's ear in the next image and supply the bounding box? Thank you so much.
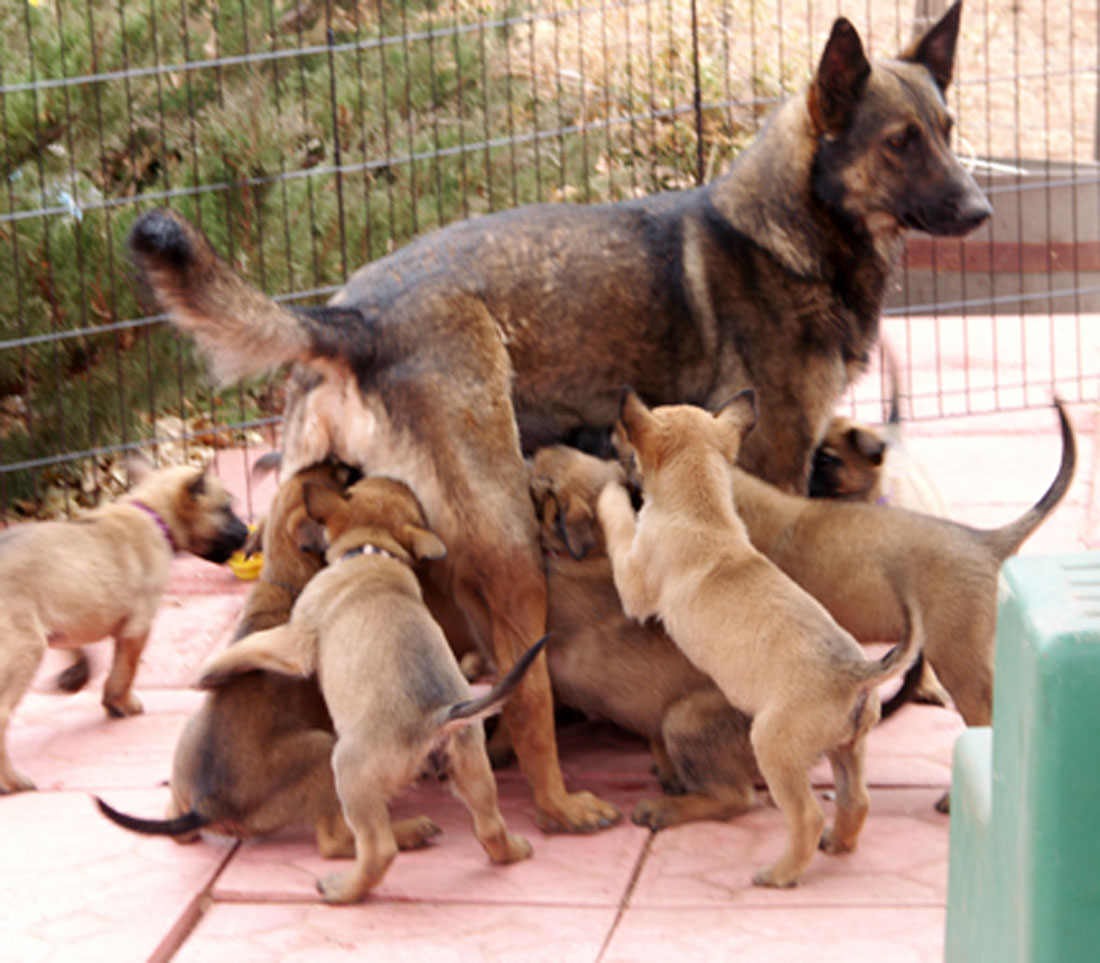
[713,389,758,460]
[403,525,447,562]
[557,493,597,561]
[847,426,886,467]
[301,480,348,526]
[808,16,871,135]
[242,516,266,557]
[124,450,156,486]
[187,467,209,499]
[251,450,282,482]
[617,386,654,448]
[899,0,960,93]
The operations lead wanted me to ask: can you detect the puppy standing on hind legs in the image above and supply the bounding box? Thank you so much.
[597,389,923,887]
[0,460,248,794]
[197,476,536,903]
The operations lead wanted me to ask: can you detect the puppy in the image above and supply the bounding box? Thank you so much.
[810,349,947,515]
[195,476,537,903]
[96,462,441,857]
[597,390,921,887]
[530,445,759,829]
[0,462,248,794]
[733,398,1076,739]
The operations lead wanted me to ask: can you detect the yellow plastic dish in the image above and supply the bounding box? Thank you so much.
[228,524,263,581]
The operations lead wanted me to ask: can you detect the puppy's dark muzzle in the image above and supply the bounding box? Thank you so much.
[203,516,250,565]
[904,180,993,238]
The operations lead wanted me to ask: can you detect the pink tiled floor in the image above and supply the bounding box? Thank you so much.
[3,392,1097,962]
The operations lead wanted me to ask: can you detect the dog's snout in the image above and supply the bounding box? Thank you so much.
[203,514,250,565]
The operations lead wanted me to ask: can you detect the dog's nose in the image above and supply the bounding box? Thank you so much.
[956,192,993,232]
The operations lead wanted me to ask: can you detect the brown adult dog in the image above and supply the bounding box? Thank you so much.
[530,445,759,830]
[0,463,248,794]
[125,3,986,832]
[195,476,537,903]
[733,398,1076,740]
[597,390,922,887]
[96,462,440,856]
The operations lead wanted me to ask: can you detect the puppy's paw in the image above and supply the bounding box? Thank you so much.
[535,790,622,834]
[818,827,855,855]
[103,692,143,718]
[495,832,533,864]
[632,796,678,831]
[393,815,442,851]
[752,864,800,889]
[316,870,366,905]
[934,791,951,814]
[0,769,37,794]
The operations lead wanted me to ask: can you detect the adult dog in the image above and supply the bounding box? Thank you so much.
[126,2,987,832]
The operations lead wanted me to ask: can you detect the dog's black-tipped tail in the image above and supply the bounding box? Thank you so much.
[128,208,311,385]
[94,795,209,837]
[981,397,1077,560]
[437,635,550,734]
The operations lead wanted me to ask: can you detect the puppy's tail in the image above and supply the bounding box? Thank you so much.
[128,209,373,385]
[94,795,209,837]
[980,398,1076,560]
[851,592,925,693]
[435,635,550,734]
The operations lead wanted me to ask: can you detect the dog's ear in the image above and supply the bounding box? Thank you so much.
[251,450,282,482]
[301,480,348,526]
[809,17,871,136]
[557,491,598,561]
[712,389,758,463]
[242,516,266,557]
[124,450,156,486]
[187,467,209,499]
[617,386,654,448]
[899,0,961,93]
[403,525,447,562]
[847,426,886,467]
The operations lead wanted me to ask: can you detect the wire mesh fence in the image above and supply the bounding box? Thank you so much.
[1,0,1097,518]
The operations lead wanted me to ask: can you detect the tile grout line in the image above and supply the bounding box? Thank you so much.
[594,830,657,963]
[147,840,242,963]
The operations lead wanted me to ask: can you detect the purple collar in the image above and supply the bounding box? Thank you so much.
[131,501,177,552]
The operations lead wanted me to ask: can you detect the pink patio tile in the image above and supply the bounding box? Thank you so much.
[213,777,649,907]
[6,688,202,793]
[177,902,616,963]
[0,789,235,963]
[605,906,945,963]
[629,787,948,909]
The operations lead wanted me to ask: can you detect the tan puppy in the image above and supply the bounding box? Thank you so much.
[530,445,758,829]
[597,390,921,888]
[0,462,248,794]
[96,463,441,857]
[734,398,1075,738]
[195,476,536,903]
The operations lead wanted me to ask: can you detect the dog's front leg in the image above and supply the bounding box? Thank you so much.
[595,483,654,621]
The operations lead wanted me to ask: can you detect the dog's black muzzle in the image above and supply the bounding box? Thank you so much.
[202,515,250,565]
[903,175,993,238]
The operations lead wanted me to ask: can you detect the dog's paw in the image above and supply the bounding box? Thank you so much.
[496,832,533,864]
[103,693,143,718]
[393,815,442,851]
[934,791,951,814]
[818,827,855,855]
[316,871,365,905]
[752,864,801,889]
[631,797,677,831]
[0,770,37,794]
[535,790,622,834]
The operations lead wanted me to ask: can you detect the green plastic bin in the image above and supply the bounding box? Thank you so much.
[945,553,1100,962]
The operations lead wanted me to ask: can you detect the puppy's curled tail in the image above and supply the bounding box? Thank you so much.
[852,593,925,693]
[129,209,371,386]
[435,635,550,735]
[981,397,1076,560]
[94,795,209,837]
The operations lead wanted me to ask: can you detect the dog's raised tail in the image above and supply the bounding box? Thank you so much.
[981,398,1076,559]
[94,795,209,837]
[128,208,312,385]
[852,591,925,693]
[437,635,550,734]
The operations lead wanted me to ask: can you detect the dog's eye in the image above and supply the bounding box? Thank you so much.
[886,123,920,152]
